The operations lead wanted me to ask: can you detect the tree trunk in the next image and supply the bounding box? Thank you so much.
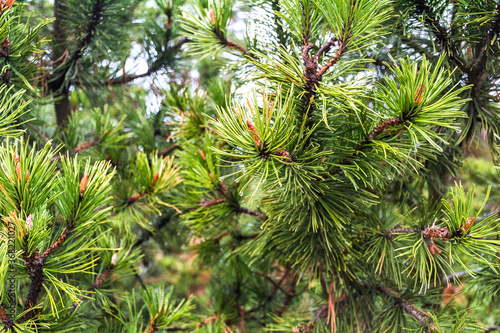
[55,89,72,126]
[52,0,72,127]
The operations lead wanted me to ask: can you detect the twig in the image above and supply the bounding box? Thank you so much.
[484,326,500,332]
[42,227,74,259]
[413,0,469,73]
[273,273,298,317]
[378,285,435,332]
[254,270,293,297]
[442,267,484,282]
[51,137,100,161]
[384,227,415,239]
[236,206,265,218]
[158,144,180,156]
[213,29,248,55]
[27,123,50,143]
[70,268,112,313]
[367,118,403,141]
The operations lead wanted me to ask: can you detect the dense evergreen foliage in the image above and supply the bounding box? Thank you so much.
[1,0,500,332]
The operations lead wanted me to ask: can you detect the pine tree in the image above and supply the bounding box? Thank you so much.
[1,0,500,332]
[176,0,500,332]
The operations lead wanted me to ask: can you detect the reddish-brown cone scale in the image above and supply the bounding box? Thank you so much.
[463,216,475,233]
[246,120,261,148]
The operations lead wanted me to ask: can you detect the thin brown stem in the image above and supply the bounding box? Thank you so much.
[159,144,180,157]
[70,268,112,313]
[384,227,415,239]
[213,29,248,55]
[378,285,435,332]
[236,206,265,218]
[42,227,74,259]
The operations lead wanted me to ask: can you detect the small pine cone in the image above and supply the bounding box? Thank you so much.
[209,9,216,25]
[110,252,118,266]
[274,149,292,162]
[15,162,21,181]
[26,214,33,231]
[422,226,450,240]
[13,151,20,163]
[80,173,89,197]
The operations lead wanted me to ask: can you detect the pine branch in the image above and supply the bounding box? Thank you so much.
[109,38,190,84]
[326,116,405,176]
[133,214,173,249]
[253,271,291,296]
[384,227,415,239]
[49,0,105,94]
[144,319,158,333]
[27,124,50,143]
[19,250,45,323]
[236,206,265,218]
[0,304,15,331]
[442,267,484,282]
[212,29,248,55]
[273,274,298,317]
[70,268,112,313]
[74,138,100,154]
[272,0,286,47]
[317,40,345,77]
[413,0,469,74]
[313,37,337,61]
[201,198,226,207]
[378,285,435,332]
[64,0,105,77]
[468,3,500,101]
[367,118,403,141]
[51,137,101,161]
[159,144,180,157]
[20,227,74,322]
[42,227,74,259]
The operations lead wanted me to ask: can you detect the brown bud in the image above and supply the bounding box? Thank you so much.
[463,216,475,233]
[428,239,442,257]
[26,214,33,231]
[209,9,216,25]
[15,162,21,181]
[13,151,20,163]
[126,193,142,205]
[80,173,89,196]
[111,252,118,266]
